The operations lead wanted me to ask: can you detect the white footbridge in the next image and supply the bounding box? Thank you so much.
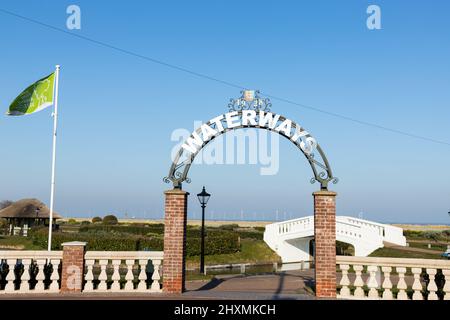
[264,216,406,265]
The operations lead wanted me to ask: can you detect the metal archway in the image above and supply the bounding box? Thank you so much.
[164,91,338,190]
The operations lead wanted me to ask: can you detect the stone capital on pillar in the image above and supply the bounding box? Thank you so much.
[164,188,190,196]
[313,189,337,298]
[313,190,337,197]
[163,188,189,294]
[61,241,87,293]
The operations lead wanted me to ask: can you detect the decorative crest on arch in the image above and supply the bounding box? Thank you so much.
[228,90,271,112]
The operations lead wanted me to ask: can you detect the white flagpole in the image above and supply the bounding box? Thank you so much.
[47,65,60,251]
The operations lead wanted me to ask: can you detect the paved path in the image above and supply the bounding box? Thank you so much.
[1,270,316,300]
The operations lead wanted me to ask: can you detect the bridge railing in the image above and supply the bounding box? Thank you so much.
[266,216,405,247]
[274,216,313,236]
[337,256,450,300]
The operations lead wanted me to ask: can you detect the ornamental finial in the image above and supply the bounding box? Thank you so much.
[227,90,271,112]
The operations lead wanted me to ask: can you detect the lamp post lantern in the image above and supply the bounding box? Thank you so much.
[197,186,211,274]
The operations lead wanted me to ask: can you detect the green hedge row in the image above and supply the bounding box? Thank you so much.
[79,224,165,235]
[30,229,240,256]
[78,224,257,240]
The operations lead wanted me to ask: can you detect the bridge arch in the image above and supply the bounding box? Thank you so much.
[162,91,338,297]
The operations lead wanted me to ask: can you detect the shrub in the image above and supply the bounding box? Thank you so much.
[68,219,77,225]
[237,231,263,240]
[423,232,439,241]
[253,226,266,232]
[186,234,240,256]
[219,224,239,231]
[102,215,118,225]
[81,221,91,225]
[91,216,102,223]
[441,230,450,238]
[29,228,239,255]
[79,224,164,235]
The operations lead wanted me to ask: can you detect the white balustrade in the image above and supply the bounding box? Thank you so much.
[84,251,163,293]
[337,256,450,300]
[0,251,62,294]
[0,250,163,295]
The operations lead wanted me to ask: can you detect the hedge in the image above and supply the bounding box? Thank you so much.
[30,229,239,256]
[79,224,165,235]
[30,229,162,251]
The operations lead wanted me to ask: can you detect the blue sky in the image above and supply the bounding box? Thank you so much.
[0,0,449,223]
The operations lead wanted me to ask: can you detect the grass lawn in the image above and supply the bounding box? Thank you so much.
[0,236,42,250]
[186,239,280,268]
[408,242,448,251]
[369,247,443,259]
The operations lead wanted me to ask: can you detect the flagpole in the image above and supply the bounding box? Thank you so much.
[47,65,60,251]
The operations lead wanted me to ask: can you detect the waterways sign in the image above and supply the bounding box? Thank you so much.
[165,90,338,190]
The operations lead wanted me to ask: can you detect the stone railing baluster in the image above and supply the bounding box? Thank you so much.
[411,267,423,300]
[83,259,95,292]
[367,265,379,299]
[137,259,148,292]
[381,266,393,300]
[34,259,47,293]
[5,259,17,293]
[426,268,438,300]
[97,259,108,291]
[442,269,450,300]
[20,259,31,293]
[353,265,365,298]
[49,259,60,292]
[338,264,350,298]
[34,259,46,292]
[395,267,408,300]
[124,259,135,291]
[110,259,122,292]
[150,259,162,292]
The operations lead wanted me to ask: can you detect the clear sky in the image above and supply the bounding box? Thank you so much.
[0,0,449,223]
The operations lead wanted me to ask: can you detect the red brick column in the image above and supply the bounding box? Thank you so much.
[162,189,189,294]
[313,190,337,298]
[60,241,86,293]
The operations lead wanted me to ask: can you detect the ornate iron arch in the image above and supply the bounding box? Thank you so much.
[164,91,338,190]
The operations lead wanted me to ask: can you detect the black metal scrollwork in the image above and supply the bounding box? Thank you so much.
[164,92,337,190]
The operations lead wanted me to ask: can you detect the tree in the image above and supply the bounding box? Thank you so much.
[0,200,13,210]
[92,216,102,223]
[103,215,118,225]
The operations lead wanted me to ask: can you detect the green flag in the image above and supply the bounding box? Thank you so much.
[6,72,55,116]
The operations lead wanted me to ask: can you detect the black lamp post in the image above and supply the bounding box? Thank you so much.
[197,186,211,274]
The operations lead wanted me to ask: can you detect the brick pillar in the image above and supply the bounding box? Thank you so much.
[313,190,337,298]
[60,241,86,293]
[162,188,189,294]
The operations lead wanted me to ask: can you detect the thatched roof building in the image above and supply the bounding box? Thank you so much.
[0,198,62,219]
[0,199,62,236]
